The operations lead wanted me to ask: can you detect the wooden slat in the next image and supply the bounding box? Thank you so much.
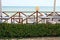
[20,12,36,23]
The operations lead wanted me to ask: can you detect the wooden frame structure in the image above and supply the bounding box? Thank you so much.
[1,11,60,24]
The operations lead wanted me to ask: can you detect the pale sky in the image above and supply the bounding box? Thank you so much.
[2,0,60,6]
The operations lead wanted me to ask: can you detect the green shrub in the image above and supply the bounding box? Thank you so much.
[0,23,60,38]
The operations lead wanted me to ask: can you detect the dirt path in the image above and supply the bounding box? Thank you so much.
[0,37,60,40]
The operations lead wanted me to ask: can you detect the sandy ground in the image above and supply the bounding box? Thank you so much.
[0,37,60,40]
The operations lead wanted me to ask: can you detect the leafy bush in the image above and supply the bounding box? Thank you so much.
[0,23,60,38]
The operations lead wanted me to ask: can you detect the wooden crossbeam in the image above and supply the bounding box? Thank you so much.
[4,12,19,22]
[11,17,22,23]
[20,12,36,23]
[4,12,27,23]
[2,12,9,16]
[20,12,27,17]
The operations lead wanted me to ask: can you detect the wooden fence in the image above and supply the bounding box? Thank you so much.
[0,11,60,24]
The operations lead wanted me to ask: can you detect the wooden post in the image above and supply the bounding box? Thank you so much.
[19,12,21,23]
[26,18,28,24]
[52,18,54,21]
[35,6,39,23]
[21,18,23,24]
[36,11,38,23]
[11,17,12,23]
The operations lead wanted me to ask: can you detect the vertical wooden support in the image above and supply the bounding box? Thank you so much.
[11,17,12,23]
[21,18,23,24]
[36,11,38,23]
[1,16,2,22]
[52,18,54,21]
[13,18,15,23]
[26,18,28,24]
[35,6,39,24]
[19,12,21,23]
[34,15,35,23]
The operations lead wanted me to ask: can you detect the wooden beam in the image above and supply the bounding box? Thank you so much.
[36,11,38,23]
[2,12,9,16]
[4,12,19,22]
[20,12,36,23]
[18,12,21,23]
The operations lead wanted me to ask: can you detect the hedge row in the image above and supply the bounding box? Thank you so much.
[0,23,60,38]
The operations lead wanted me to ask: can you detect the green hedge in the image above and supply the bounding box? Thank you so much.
[0,23,60,38]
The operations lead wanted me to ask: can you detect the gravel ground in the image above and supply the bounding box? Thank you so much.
[0,37,60,40]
